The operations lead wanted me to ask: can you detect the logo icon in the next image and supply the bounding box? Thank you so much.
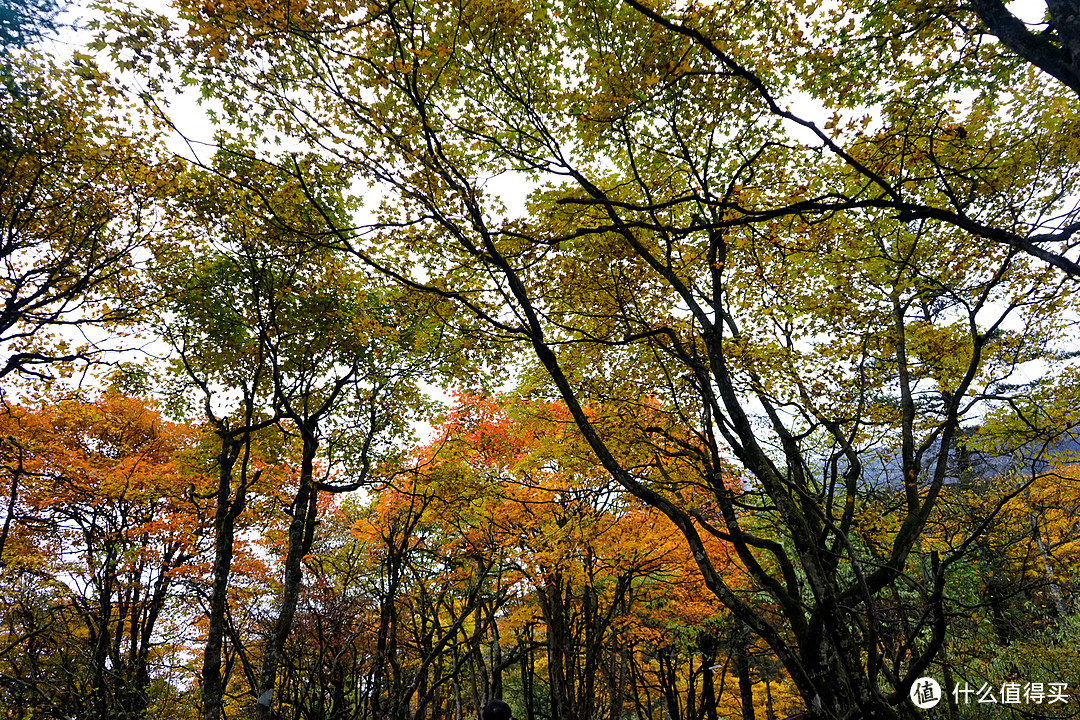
[911,677,942,709]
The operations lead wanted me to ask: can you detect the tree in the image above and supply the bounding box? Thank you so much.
[0,392,212,719]
[103,0,1080,716]
[618,0,1080,276]
[269,392,749,720]
[346,478,502,720]
[272,498,375,720]
[152,175,284,720]
[411,394,762,720]
[0,0,61,52]
[0,52,173,382]
[926,463,1080,716]
[967,0,1080,98]
[154,154,452,720]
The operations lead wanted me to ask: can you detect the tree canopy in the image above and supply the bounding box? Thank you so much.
[0,0,1078,718]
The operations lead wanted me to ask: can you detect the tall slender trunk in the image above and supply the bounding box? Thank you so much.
[202,439,255,720]
[1032,515,1068,617]
[255,430,320,720]
[489,600,503,700]
[520,624,537,720]
[91,556,115,720]
[733,635,755,720]
[128,556,177,717]
[538,572,573,720]
[700,651,719,720]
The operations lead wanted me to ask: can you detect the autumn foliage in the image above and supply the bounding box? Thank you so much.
[0,394,212,718]
[4,0,1080,717]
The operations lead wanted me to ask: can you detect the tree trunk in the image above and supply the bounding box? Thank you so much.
[255,430,320,720]
[733,633,755,720]
[202,440,253,720]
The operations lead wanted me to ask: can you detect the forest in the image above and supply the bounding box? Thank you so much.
[1,0,1079,717]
